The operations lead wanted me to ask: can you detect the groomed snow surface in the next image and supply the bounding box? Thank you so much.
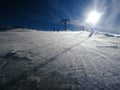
[0,29,120,90]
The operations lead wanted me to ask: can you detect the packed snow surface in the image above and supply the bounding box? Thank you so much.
[0,29,120,90]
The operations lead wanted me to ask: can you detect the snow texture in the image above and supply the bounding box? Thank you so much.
[0,29,120,90]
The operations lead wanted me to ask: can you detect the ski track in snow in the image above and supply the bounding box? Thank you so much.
[0,29,120,90]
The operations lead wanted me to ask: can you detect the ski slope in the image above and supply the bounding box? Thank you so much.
[0,29,120,90]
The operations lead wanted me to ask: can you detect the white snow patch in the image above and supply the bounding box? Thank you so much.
[0,28,120,90]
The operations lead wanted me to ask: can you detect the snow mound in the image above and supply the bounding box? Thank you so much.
[116,35,120,38]
[0,26,37,32]
[104,33,115,37]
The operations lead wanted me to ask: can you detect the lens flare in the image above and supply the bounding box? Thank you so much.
[86,11,103,25]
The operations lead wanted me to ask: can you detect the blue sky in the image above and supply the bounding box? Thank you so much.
[0,0,120,33]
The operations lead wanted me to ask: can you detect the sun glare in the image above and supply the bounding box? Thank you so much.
[86,11,102,25]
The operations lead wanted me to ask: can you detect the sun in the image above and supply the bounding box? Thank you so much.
[86,11,102,25]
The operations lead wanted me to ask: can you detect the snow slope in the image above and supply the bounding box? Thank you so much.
[0,29,120,90]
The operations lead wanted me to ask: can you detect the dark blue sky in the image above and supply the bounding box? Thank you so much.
[0,0,92,30]
[0,0,120,33]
